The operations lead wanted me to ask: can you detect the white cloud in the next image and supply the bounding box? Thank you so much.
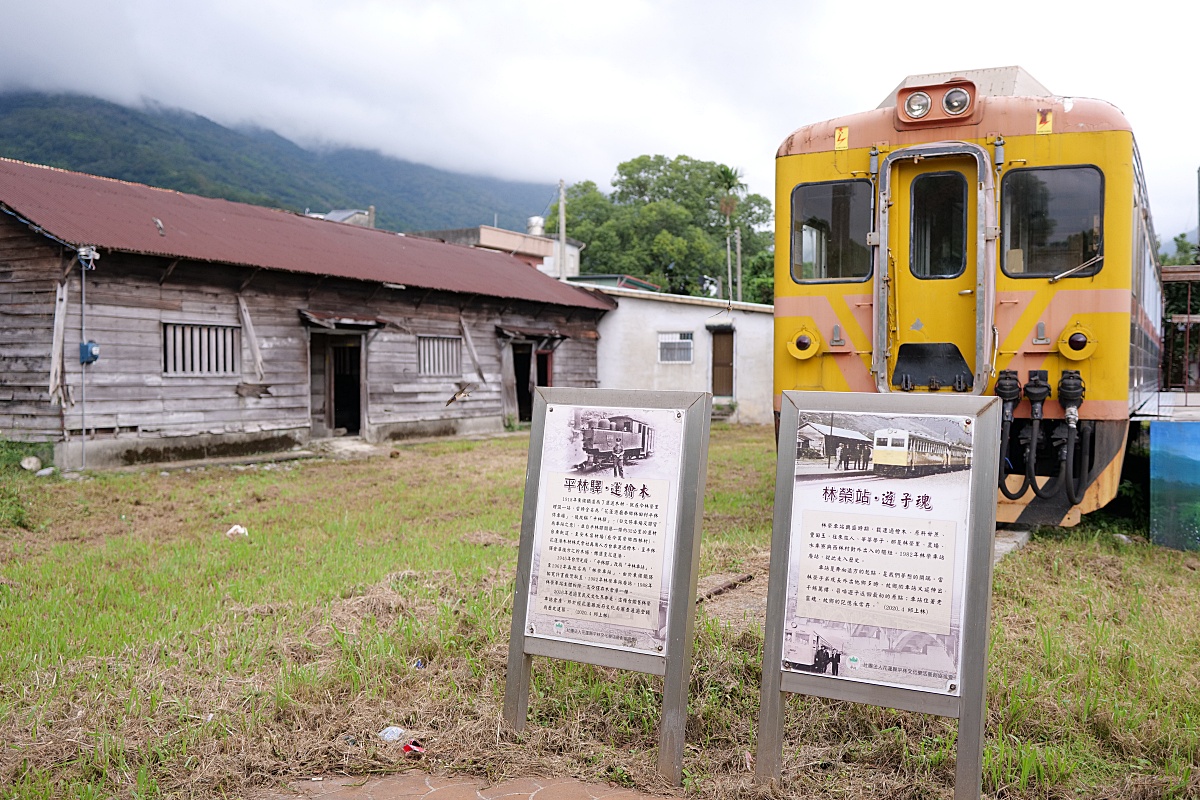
[2,0,1197,238]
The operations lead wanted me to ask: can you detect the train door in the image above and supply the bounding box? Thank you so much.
[875,144,995,394]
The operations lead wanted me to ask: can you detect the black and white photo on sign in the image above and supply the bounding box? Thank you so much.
[525,405,685,655]
[784,410,975,695]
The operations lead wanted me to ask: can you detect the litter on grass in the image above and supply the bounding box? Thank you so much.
[378,726,405,742]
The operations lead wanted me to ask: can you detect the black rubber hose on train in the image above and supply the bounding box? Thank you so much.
[997,416,1030,500]
[1063,425,1081,506]
[1027,418,1064,499]
[994,370,1029,500]
[1059,371,1088,507]
[1064,421,1091,507]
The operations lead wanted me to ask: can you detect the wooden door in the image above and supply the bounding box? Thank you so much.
[711,329,734,396]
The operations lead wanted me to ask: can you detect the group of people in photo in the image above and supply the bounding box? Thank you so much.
[835,442,871,471]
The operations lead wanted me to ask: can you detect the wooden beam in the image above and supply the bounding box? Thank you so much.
[48,281,68,405]
[239,268,262,293]
[61,253,79,282]
[237,295,266,381]
[1163,265,1200,282]
[159,258,180,285]
[459,314,486,383]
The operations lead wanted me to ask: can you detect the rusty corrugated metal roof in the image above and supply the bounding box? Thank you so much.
[0,158,613,312]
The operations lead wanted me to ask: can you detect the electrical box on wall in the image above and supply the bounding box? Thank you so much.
[80,341,100,364]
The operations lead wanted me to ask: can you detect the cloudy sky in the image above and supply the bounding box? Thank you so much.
[3,1,1198,241]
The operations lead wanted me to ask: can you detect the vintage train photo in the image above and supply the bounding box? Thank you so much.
[872,428,972,477]
[574,414,656,473]
[773,66,1162,525]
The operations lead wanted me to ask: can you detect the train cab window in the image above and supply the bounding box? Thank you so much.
[791,180,872,282]
[1002,166,1103,278]
[910,172,966,278]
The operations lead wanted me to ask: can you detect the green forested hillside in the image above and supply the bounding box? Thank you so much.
[0,92,556,232]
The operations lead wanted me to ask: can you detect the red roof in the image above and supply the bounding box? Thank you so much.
[0,158,612,312]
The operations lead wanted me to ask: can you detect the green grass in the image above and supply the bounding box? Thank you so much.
[0,438,52,529]
[1,426,1197,799]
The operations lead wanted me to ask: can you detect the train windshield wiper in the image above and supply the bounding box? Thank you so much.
[1049,253,1104,283]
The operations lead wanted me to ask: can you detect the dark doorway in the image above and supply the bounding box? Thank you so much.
[310,333,362,436]
[512,342,553,422]
[514,342,533,422]
[331,340,361,434]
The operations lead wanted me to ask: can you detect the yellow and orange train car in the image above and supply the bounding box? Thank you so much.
[774,67,1162,526]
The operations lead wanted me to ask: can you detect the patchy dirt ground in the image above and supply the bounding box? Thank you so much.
[695,550,772,629]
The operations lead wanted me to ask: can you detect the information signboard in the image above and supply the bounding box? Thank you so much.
[525,405,685,655]
[757,392,999,799]
[505,388,711,784]
[783,409,975,695]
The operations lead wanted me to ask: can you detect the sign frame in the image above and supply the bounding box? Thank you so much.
[756,391,999,799]
[504,387,712,784]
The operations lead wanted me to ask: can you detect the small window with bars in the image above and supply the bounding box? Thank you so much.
[658,332,694,363]
[163,323,240,376]
[418,335,462,376]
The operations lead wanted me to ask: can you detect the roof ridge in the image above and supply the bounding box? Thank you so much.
[0,155,198,196]
[0,157,612,312]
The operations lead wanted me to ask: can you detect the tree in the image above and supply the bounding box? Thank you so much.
[548,155,773,298]
[1162,233,1200,388]
[1161,233,1196,266]
[714,165,746,300]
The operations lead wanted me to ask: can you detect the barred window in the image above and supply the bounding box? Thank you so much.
[658,332,694,363]
[419,335,462,376]
[163,323,240,376]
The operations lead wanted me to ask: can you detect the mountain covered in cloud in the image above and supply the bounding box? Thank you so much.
[0,92,557,233]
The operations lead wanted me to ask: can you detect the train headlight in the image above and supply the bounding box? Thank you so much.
[904,92,932,119]
[942,87,971,115]
[1057,324,1097,361]
[786,326,822,360]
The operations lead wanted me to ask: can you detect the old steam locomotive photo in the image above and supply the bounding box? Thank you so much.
[574,414,656,473]
[774,67,1162,525]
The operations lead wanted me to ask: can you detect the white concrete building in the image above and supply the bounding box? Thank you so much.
[408,220,583,279]
[581,285,775,425]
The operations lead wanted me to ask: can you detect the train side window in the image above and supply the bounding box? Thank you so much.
[910,172,967,278]
[791,180,872,283]
[1002,166,1103,278]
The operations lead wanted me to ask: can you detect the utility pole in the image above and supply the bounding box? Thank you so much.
[735,226,743,302]
[558,179,567,281]
[726,233,733,303]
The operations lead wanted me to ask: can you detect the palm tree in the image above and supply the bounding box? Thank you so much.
[715,165,746,300]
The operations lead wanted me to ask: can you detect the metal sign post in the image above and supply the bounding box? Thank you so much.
[756,391,999,799]
[504,387,712,784]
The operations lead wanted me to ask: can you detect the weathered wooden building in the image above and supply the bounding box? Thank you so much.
[0,158,613,468]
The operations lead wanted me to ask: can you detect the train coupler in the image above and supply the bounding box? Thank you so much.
[1023,370,1051,419]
